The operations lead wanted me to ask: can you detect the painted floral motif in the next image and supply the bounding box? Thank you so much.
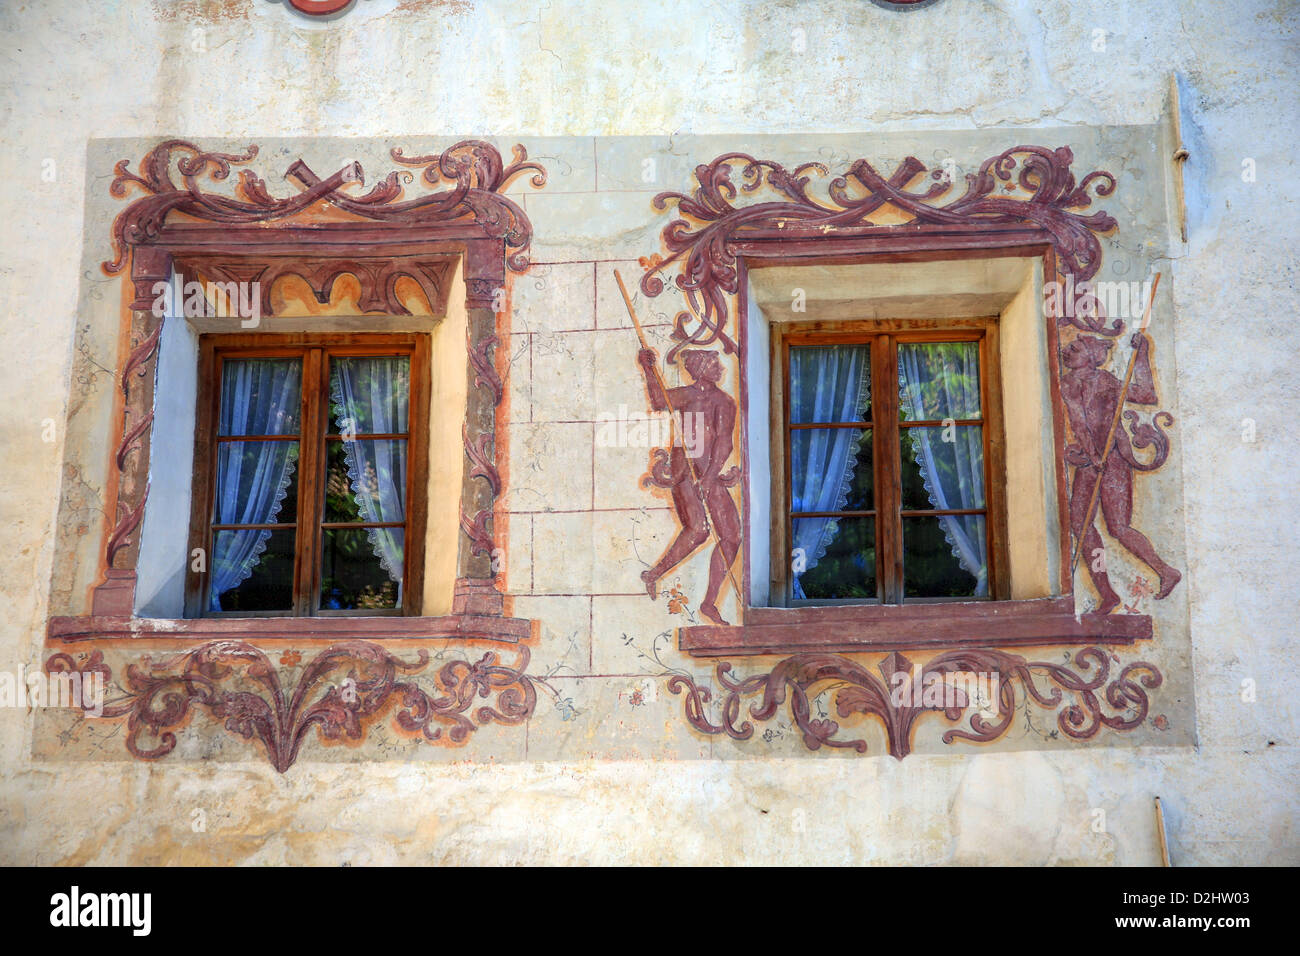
[45,642,536,773]
[667,647,1162,759]
[640,146,1120,363]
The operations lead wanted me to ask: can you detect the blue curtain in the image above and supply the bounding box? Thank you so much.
[210,359,301,610]
[789,345,871,599]
[898,343,987,595]
[330,357,408,592]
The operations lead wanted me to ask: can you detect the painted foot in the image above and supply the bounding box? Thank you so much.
[1156,567,1182,599]
[641,569,658,600]
[1096,592,1122,615]
[700,602,730,626]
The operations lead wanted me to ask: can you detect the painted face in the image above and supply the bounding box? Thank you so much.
[682,351,724,383]
[1063,336,1109,369]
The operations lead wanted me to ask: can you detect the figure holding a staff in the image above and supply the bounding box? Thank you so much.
[615,272,743,626]
[1065,273,1180,612]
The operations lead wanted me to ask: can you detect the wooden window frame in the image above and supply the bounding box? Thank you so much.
[185,332,431,619]
[53,139,545,646]
[772,319,1011,607]
[678,249,1152,655]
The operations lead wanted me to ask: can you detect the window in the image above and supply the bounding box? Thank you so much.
[186,334,429,617]
[776,322,1007,606]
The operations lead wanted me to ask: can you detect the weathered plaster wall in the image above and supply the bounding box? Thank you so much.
[1,0,1296,864]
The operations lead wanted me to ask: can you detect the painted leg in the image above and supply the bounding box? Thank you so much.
[642,479,708,599]
[1082,524,1122,614]
[1071,466,1121,613]
[1099,469,1182,599]
[699,482,742,626]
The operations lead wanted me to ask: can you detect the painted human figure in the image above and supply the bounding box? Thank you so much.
[637,347,742,626]
[1061,333,1181,613]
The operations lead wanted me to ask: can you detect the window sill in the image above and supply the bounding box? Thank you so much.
[47,613,533,644]
[678,597,1150,657]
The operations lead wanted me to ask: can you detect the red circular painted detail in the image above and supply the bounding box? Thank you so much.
[288,0,353,15]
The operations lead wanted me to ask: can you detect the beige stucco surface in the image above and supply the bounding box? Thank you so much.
[0,0,1296,865]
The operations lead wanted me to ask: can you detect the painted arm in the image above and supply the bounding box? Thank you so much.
[637,348,670,412]
[637,348,693,413]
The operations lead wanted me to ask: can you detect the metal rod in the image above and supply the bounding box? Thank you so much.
[1155,796,1172,866]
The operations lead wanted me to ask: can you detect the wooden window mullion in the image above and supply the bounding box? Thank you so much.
[292,347,326,616]
[873,334,904,604]
[402,334,431,614]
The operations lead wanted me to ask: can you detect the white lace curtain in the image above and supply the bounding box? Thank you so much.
[209,359,301,610]
[898,342,988,595]
[330,357,408,593]
[789,345,871,599]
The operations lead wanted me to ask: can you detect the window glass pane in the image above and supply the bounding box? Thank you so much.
[214,441,299,524]
[218,358,301,436]
[791,517,876,600]
[791,427,872,512]
[897,342,981,422]
[789,345,871,423]
[902,515,987,598]
[322,355,408,611]
[323,438,407,524]
[320,528,404,610]
[899,427,985,512]
[210,528,295,611]
[329,356,410,435]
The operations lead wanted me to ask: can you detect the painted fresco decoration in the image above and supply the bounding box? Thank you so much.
[93,139,545,620]
[637,145,1181,615]
[1063,333,1180,612]
[640,146,1122,364]
[43,137,1183,769]
[636,347,742,625]
[105,138,544,287]
[634,145,1178,756]
[46,644,535,772]
[40,139,549,772]
[669,647,1161,760]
